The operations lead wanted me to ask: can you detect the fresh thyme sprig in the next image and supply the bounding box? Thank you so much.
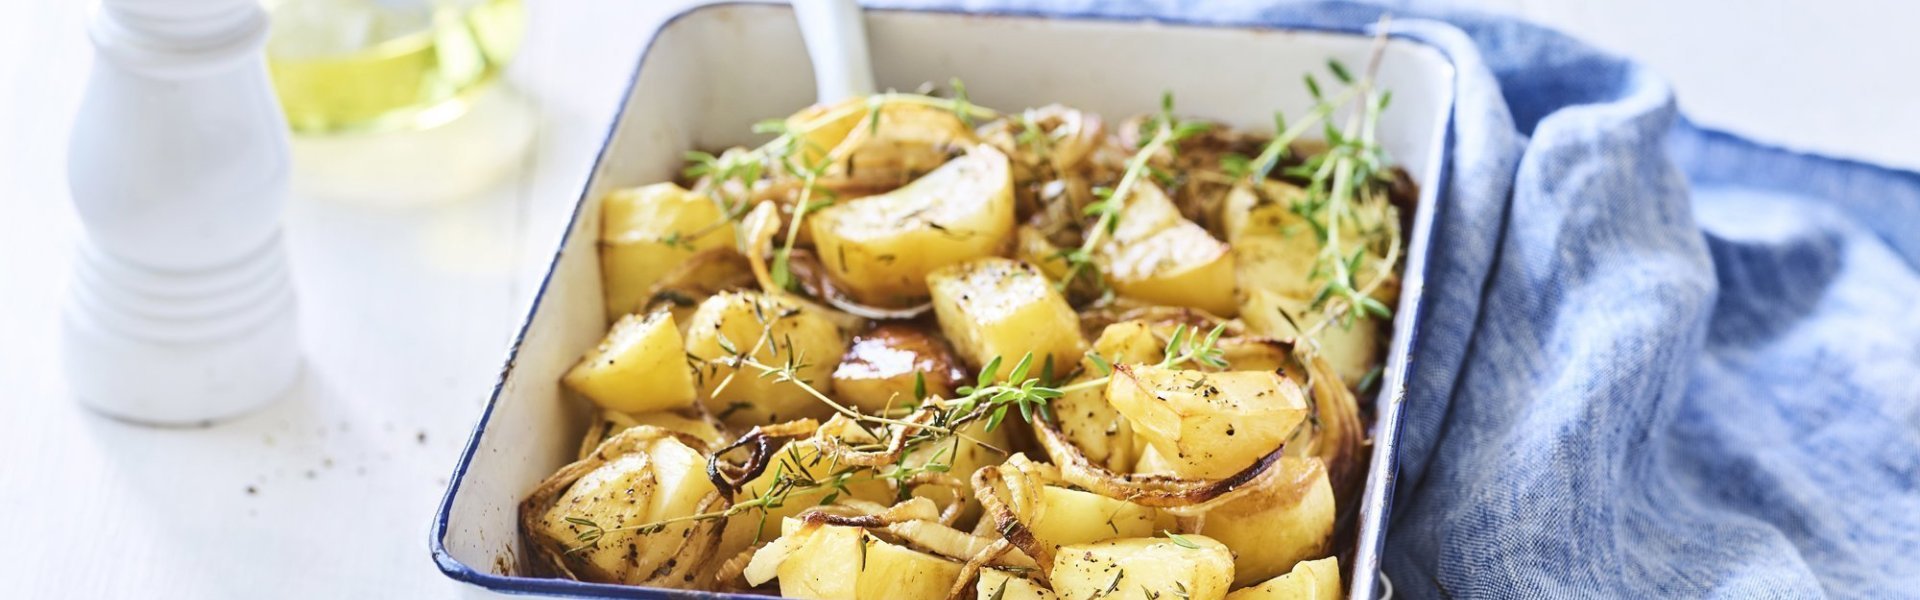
[1163,530,1202,549]
[770,167,834,291]
[1295,39,1400,329]
[726,350,951,433]
[1244,17,1403,331]
[1054,92,1211,292]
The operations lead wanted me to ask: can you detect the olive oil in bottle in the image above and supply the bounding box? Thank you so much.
[265,0,524,134]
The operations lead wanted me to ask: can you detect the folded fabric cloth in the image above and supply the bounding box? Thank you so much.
[869,1,1920,596]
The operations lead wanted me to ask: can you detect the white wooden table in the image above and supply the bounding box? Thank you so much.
[0,0,1910,598]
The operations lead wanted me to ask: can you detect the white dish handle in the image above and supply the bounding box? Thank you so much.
[794,0,876,103]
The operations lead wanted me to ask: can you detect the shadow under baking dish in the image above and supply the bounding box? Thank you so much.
[431,3,1456,598]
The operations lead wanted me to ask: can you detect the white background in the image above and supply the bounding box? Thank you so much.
[0,0,1911,597]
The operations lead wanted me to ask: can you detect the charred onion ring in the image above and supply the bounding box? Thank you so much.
[706,418,820,497]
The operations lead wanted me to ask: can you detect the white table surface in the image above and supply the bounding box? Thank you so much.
[1,1,1911,598]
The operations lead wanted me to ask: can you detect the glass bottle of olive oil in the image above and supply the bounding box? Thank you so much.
[265,0,524,134]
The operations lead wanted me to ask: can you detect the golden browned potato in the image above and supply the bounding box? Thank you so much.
[1051,535,1235,600]
[1225,557,1343,600]
[831,323,968,415]
[785,98,866,167]
[641,248,758,335]
[809,146,1016,307]
[1240,288,1380,389]
[1221,182,1321,305]
[1014,225,1073,282]
[683,292,849,427]
[1225,181,1386,387]
[600,183,736,320]
[562,310,697,414]
[621,410,724,447]
[977,568,1059,600]
[1106,365,1308,479]
[1096,182,1237,317]
[784,97,978,191]
[1197,458,1336,586]
[927,258,1087,372]
[1028,485,1167,546]
[530,434,716,585]
[746,518,965,599]
[1050,321,1164,472]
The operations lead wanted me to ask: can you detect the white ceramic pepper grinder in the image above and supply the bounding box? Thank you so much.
[65,0,301,425]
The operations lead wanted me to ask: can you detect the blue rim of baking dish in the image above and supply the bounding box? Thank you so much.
[429,2,1461,598]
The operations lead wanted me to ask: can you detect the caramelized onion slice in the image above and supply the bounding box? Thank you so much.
[799,496,943,528]
[972,456,1057,582]
[1295,348,1367,524]
[1031,416,1293,516]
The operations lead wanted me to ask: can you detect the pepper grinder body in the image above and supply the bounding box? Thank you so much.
[65,0,301,424]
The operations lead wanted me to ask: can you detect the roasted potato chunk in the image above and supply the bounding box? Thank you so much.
[621,410,723,447]
[1226,557,1342,600]
[1028,485,1167,546]
[684,292,849,427]
[831,323,967,414]
[1051,321,1164,471]
[788,98,978,189]
[640,248,758,335]
[1107,365,1308,479]
[1051,536,1235,600]
[809,146,1016,307]
[1096,182,1237,317]
[1198,458,1336,586]
[562,310,697,414]
[927,258,1087,372]
[600,183,736,320]
[978,569,1058,600]
[1014,225,1073,282]
[531,434,716,585]
[1222,182,1322,305]
[1225,182,1387,387]
[1240,288,1380,389]
[747,519,965,600]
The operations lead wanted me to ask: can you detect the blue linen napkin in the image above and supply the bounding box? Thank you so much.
[868,1,1920,596]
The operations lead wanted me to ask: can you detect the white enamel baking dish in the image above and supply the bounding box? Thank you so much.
[432,3,1454,598]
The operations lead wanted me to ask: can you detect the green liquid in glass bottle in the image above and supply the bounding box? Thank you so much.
[265,0,524,134]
